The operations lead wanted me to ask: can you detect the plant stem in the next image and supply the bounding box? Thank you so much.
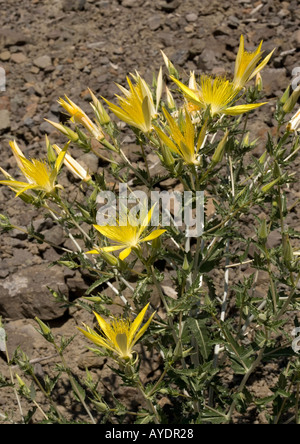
[227,347,265,422]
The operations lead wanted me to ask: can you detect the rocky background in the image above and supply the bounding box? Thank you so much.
[0,0,299,423]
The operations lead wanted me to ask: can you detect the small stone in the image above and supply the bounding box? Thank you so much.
[148,15,163,31]
[11,53,27,64]
[294,29,300,46]
[62,0,86,11]
[171,48,190,66]
[159,0,180,12]
[33,55,52,69]
[186,13,198,22]
[0,109,11,131]
[122,0,141,6]
[0,51,11,61]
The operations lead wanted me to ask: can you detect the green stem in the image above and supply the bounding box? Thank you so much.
[53,343,97,424]
[119,148,150,187]
[227,347,265,422]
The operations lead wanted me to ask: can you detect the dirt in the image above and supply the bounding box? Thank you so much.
[0,0,299,424]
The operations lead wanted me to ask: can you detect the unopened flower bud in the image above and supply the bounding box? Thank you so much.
[283,234,294,266]
[258,218,269,241]
[45,119,79,142]
[183,255,189,271]
[161,143,175,168]
[89,89,111,125]
[211,131,228,164]
[283,85,300,114]
[255,72,263,91]
[101,251,119,267]
[279,85,290,105]
[165,86,176,111]
[35,318,55,343]
[261,177,280,193]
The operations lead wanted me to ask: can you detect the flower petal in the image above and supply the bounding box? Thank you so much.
[119,247,132,261]
[140,229,166,243]
[77,326,115,352]
[224,102,267,116]
[128,304,150,346]
[131,310,156,347]
[93,311,114,340]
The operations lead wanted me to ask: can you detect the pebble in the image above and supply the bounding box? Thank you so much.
[186,13,198,22]
[0,51,11,61]
[11,53,27,64]
[294,29,300,46]
[148,15,163,31]
[33,55,52,69]
[0,110,11,131]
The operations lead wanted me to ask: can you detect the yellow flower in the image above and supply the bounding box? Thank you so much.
[154,107,207,165]
[78,303,155,360]
[58,96,105,141]
[89,206,166,261]
[171,74,267,117]
[103,72,157,133]
[0,140,66,197]
[233,35,275,91]
[287,108,300,132]
[53,145,92,182]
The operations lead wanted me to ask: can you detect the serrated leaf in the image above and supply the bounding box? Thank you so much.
[70,376,86,403]
[85,276,113,295]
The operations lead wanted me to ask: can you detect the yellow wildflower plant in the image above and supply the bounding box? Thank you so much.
[233,35,275,91]
[0,140,67,197]
[78,303,155,360]
[58,96,105,141]
[103,72,159,133]
[53,144,92,182]
[89,206,166,261]
[154,107,207,165]
[171,74,267,118]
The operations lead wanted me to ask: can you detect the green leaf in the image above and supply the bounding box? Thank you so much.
[186,318,210,361]
[85,276,113,295]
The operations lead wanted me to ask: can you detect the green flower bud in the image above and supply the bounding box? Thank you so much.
[283,85,300,114]
[283,234,294,266]
[279,85,290,105]
[183,255,190,271]
[161,143,175,168]
[258,218,269,241]
[101,251,119,267]
[35,317,54,342]
[261,177,280,193]
[211,131,228,165]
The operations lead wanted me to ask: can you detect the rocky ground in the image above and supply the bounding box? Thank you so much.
[0,0,299,424]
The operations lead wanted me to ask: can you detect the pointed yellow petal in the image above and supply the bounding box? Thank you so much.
[101,245,125,253]
[131,310,156,346]
[224,102,267,116]
[154,126,181,155]
[156,66,163,112]
[93,311,113,340]
[140,229,166,243]
[85,249,101,254]
[248,48,276,81]
[119,247,132,261]
[171,77,201,106]
[77,326,115,352]
[128,304,150,346]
